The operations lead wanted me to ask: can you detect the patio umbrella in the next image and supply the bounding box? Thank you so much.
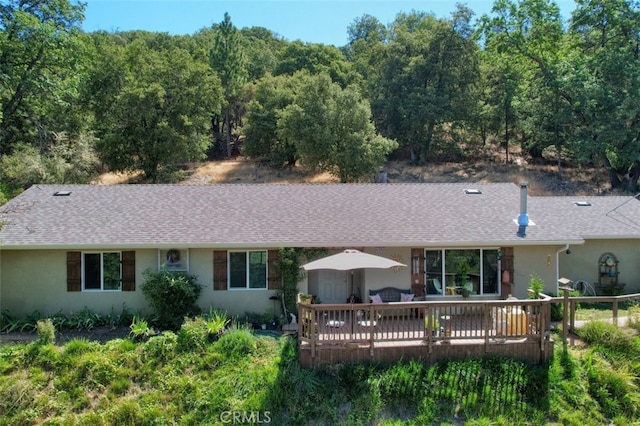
[302,249,407,300]
[301,249,406,272]
[301,249,407,335]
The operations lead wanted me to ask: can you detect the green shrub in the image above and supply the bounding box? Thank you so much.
[129,315,152,342]
[584,353,640,419]
[216,326,257,359]
[36,319,56,345]
[177,317,209,352]
[528,273,545,299]
[577,321,634,352]
[141,268,202,330]
[0,377,36,418]
[105,399,144,425]
[551,301,563,322]
[141,332,178,364]
[628,305,640,331]
[108,378,131,397]
[63,338,101,356]
[202,307,230,337]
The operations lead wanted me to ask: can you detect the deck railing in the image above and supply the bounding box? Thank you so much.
[298,296,552,358]
[554,288,640,341]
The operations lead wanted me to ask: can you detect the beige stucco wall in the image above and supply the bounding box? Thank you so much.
[513,240,640,298]
[191,248,282,318]
[513,245,561,298]
[0,249,148,317]
[0,248,284,319]
[559,239,640,294]
[3,241,636,320]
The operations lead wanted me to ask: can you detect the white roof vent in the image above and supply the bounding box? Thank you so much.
[575,201,591,207]
[464,189,482,195]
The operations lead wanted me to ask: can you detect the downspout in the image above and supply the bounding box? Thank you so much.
[555,244,569,295]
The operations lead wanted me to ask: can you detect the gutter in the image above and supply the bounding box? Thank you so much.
[555,244,570,295]
[0,239,584,251]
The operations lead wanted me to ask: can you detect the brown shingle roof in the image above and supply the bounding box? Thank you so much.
[1,183,639,249]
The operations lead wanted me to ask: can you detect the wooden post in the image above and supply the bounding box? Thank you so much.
[483,302,490,352]
[369,312,375,357]
[310,306,316,359]
[540,300,548,356]
[426,305,433,354]
[297,303,303,344]
[570,299,575,333]
[562,287,569,344]
[613,299,619,326]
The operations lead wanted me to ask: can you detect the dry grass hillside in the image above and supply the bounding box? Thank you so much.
[96,157,610,196]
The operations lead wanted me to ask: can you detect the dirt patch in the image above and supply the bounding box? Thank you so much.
[0,326,131,346]
[182,158,337,184]
[96,157,610,196]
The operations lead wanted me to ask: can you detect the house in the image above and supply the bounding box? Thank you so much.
[1,182,639,319]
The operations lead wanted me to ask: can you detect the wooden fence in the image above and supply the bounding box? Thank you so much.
[554,288,640,342]
[298,296,554,367]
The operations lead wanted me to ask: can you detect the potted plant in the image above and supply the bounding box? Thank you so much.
[424,316,441,336]
[528,273,545,299]
[458,259,473,298]
[442,326,452,343]
[244,312,262,329]
[260,310,275,330]
[298,293,313,304]
[204,308,229,341]
[461,282,473,298]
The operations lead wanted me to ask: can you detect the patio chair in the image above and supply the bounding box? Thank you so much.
[430,278,443,294]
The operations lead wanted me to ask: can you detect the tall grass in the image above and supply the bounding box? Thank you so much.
[0,318,638,424]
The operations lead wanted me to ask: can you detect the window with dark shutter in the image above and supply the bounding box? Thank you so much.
[67,251,82,292]
[122,251,136,291]
[213,250,228,290]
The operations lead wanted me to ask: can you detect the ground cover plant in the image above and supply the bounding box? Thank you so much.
[1,311,639,425]
[1,305,135,335]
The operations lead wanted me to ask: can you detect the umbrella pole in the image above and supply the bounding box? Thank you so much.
[350,271,354,337]
[350,301,354,338]
[350,270,354,296]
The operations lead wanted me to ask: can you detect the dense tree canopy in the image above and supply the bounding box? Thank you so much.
[373,7,480,163]
[0,0,87,154]
[2,0,640,197]
[243,73,299,167]
[278,72,397,182]
[90,36,222,182]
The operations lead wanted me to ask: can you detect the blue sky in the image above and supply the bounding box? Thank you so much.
[82,1,577,47]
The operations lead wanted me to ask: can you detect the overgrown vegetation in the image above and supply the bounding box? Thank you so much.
[1,309,639,424]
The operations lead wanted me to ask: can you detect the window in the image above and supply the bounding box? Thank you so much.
[229,251,267,289]
[159,248,189,271]
[424,249,499,296]
[83,252,121,291]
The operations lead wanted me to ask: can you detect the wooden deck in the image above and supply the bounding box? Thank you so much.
[298,297,554,368]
